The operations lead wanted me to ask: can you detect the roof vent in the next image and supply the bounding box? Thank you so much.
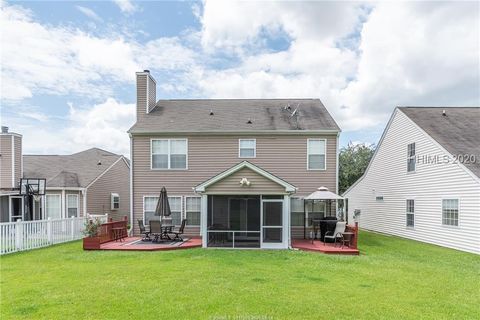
[97,160,102,165]
[442,109,446,116]
[143,69,150,73]
[1,126,8,133]
[209,110,214,116]
[247,119,252,124]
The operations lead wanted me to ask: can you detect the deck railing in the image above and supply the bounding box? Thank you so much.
[0,217,87,255]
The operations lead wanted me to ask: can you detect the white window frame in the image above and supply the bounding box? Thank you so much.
[45,194,62,219]
[238,139,256,158]
[307,139,327,171]
[66,194,79,218]
[185,196,201,226]
[111,193,120,210]
[406,199,414,228]
[442,198,459,227]
[290,197,304,227]
[9,195,24,222]
[407,142,416,173]
[150,138,188,170]
[142,195,183,227]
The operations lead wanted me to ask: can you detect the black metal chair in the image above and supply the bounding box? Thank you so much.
[168,219,187,241]
[138,220,151,241]
[149,220,163,243]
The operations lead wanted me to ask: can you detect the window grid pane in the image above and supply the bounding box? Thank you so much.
[308,140,325,155]
[442,199,459,226]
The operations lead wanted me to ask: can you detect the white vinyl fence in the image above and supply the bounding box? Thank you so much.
[0,217,87,255]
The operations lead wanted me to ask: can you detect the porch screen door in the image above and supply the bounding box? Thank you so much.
[261,200,284,248]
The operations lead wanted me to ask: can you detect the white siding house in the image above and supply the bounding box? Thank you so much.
[344,107,480,254]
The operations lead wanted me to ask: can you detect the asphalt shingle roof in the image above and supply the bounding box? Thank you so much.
[128,99,340,133]
[23,148,123,188]
[399,107,480,177]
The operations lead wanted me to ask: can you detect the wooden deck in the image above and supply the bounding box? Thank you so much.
[292,239,359,255]
[98,237,202,251]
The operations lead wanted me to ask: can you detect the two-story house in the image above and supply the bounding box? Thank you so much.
[129,70,341,249]
[344,107,480,254]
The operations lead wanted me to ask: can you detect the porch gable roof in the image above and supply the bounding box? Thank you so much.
[194,161,297,193]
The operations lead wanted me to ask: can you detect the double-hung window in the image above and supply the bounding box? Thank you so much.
[151,139,187,169]
[185,196,201,226]
[168,196,182,226]
[406,199,414,227]
[290,198,304,227]
[111,193,120,210]
[239,139,256,158]
[144,196,158,226]
[442,199,459,226]
[46,194,62,219]
[307,139,326,170]
[67,194,79,217]
[407,143,416,172]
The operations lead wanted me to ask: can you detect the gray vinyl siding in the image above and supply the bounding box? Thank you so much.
[0,135,13,189]
[345,110,480,254]
[86,158,130,222]
[132,134,337,235]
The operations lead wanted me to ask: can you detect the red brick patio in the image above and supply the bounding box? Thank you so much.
[291,239,359,255]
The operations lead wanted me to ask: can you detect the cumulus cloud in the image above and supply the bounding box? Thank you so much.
[9,98,135,156]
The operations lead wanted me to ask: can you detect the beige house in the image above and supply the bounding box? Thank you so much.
[0,127,130,223]
[129,71,341,249]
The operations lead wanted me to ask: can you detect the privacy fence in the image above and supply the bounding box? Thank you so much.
[0,214,108,255]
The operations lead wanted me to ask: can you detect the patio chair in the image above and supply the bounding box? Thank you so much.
[138,220,151,241]
[168,219,187,241]
[149,220,163,243]
[323,221,346,246]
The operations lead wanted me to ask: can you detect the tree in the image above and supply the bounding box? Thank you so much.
[339,142,375,194]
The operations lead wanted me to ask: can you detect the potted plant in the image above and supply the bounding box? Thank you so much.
[82,219,102,250]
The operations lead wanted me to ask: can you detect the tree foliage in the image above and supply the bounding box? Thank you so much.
[339,142,375,194]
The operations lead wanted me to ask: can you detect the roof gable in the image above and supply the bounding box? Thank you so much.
[194,161,297,193]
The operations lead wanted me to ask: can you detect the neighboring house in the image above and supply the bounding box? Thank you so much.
[129,71,341,249]
[0,127,130,223]
[344,107,480,254]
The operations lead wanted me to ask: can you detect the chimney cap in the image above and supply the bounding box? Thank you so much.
[143,69,150,73]
[1,126,8,133]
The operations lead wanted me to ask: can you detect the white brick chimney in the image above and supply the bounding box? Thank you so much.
[135,70,156,121]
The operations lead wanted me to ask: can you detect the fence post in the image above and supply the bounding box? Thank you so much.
[15,219,23,250]
[71,217,75,239]
[47,217,52,244]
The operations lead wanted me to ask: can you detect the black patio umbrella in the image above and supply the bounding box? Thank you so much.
[155,187,172,218]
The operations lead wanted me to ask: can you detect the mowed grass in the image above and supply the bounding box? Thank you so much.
[1,231,479,320]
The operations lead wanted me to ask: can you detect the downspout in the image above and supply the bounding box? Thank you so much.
[129,133,134,233]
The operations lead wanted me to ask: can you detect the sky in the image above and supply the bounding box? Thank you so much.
[1,0,479,156]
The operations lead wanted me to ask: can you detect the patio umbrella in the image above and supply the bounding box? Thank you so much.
[155,187,172,218]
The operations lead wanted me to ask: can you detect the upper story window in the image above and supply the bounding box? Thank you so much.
[111,193,120,210]
[151,139,187,169]
[239,139,256,158]
[407,143,416,172]
[442,199,459,226]
[307,139,326,170]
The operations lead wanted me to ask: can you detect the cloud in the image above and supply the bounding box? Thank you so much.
[9,98,135,156]
[0,3,196,102]
[76,5,103,22]
[113,0,138,14]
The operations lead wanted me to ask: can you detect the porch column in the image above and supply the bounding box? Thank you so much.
[283,195,290,249]
[201,194,208,248]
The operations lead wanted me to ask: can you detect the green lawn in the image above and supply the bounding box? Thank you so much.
[1,232,479,319]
